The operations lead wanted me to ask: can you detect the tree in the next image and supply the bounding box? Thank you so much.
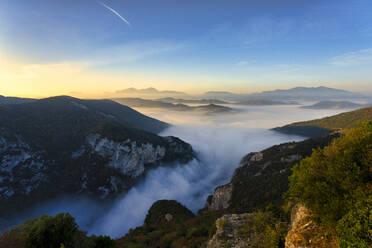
[24,213,79,248]
[93,236,116,248]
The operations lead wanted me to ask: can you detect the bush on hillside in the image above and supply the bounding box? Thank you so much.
[287,121,372,247]
[0,213,117,248]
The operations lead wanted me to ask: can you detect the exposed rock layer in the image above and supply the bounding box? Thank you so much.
[285,204,338,248]
[206,183,232,211]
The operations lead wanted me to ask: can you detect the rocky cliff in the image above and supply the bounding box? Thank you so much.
[0,131,193,216]
[285,204,338,248]
[206,183,232,211]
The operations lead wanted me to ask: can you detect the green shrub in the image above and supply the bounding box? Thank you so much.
[287,121,372,246]
[24,213,79,248]
[0,213,94,248]
[216,219,229,229]
[239,211,286,248]
[93,235,116,248]
[336,196,372,248]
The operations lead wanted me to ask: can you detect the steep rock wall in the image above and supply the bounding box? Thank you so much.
[206,183,232,211]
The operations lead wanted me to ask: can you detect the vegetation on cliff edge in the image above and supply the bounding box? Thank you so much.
[286,121,372,248]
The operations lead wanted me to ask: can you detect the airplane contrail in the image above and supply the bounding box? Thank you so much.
[98,1,131,27]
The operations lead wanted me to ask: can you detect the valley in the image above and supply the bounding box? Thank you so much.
[2,1,372,246]
[0,88,370,248]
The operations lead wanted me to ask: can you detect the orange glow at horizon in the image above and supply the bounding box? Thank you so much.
[2,52,370,99]
[0,53,261,98]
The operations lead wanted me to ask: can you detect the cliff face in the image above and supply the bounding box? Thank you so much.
[0,132,194,218]
[206,183,232,211]
[86,133,167,178]
[285,204,338,248]
[0,135,48,198]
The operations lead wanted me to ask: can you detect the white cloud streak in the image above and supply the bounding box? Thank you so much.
[98,1,131,27]
[85,40,185,67]
[329,48,372,67]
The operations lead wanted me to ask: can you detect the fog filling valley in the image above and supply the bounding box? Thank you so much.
[9,105,348,238]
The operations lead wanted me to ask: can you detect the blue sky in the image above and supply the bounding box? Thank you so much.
[1,0,372,96]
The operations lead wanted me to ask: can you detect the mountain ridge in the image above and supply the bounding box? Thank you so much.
[0,95,35,105]
[273,106,372,137]
[202,86,369,101]
[0,96,194,219]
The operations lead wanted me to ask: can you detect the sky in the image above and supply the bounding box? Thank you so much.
[1,0,372,98]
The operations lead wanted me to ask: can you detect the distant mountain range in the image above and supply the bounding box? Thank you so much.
[112,86,370,103]
[0,96,194,218]
[115,87,189,98]
[301,100,363,109]
[156,97,227,105]
[236,99,298,106]
[256,86,360,98]
[113,98,232,114]
[0,95,35,105]
[202,86,370,102]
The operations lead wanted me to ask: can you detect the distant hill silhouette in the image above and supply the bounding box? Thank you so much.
[201,86,369,102]
[0,95,35,105]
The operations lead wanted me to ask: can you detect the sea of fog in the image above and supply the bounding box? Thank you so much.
[7,105,348,238]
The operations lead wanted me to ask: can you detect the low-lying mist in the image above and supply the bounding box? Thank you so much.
[7,105,347,238]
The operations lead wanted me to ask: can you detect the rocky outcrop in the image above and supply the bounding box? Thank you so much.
[206,183,232,210]
[280,154,302,163]
[0,135,48,199]
[0,132,194,201]
[238,152,263,166]
[207,213,250,248]
[85,133,167,178]
[285,204,338,248]
[144,200,195,227]
[162,136,194,163]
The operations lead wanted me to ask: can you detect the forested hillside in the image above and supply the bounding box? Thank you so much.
[274,106,372,137]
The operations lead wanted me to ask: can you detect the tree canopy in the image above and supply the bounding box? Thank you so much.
[287,121,372,247]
